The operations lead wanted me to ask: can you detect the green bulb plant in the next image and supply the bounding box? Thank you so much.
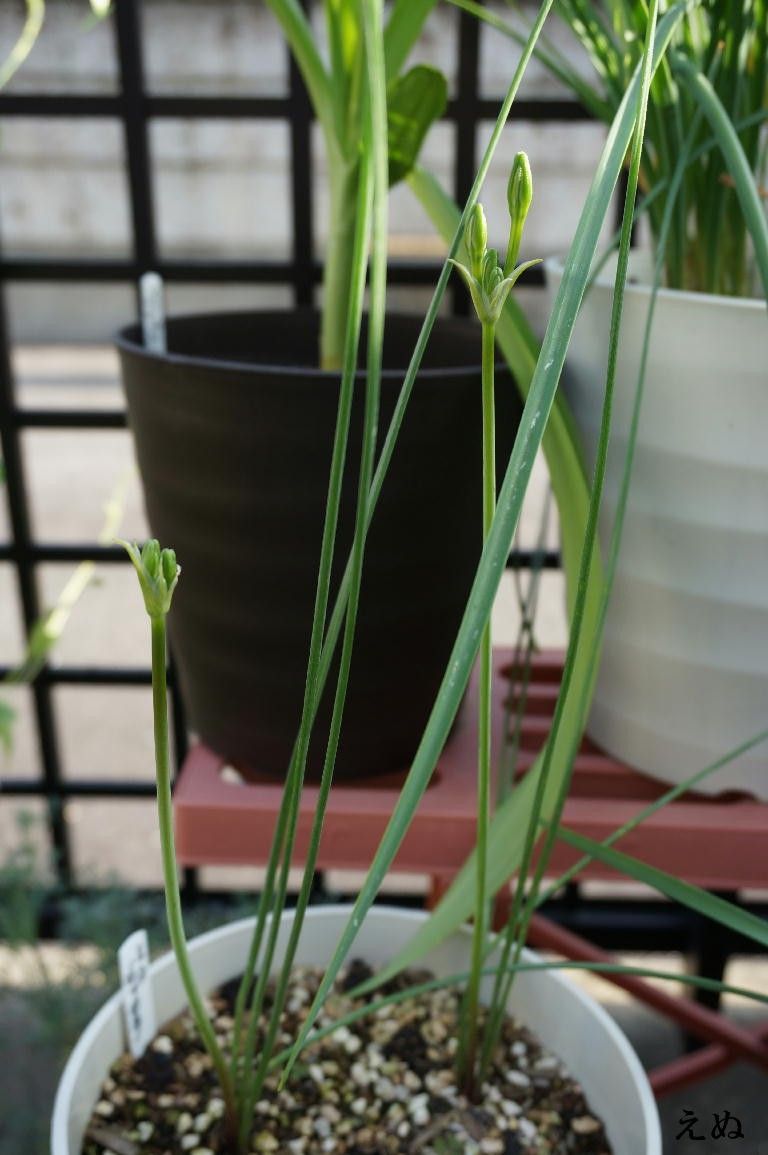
[86,1,768,1152]
[456,0,768,298]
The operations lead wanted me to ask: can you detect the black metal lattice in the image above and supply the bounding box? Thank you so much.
[0,0,583,892]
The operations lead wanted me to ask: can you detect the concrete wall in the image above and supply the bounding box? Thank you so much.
[0,1,609,340]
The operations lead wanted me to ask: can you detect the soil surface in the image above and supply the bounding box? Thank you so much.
[83,961,613,1155]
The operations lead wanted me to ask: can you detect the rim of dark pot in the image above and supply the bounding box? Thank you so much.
[114,308,493,380]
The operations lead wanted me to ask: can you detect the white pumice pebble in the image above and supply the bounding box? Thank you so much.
[502,1099,522,1117]
[507,1070,531,1087]
[518,1117,538,1141]
[176,1112,194,1134]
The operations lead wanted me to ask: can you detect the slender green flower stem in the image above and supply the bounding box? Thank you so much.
[477,0,663,1078]
[149,616,238,1145]
[228,765,292,1079]
[457,321,496,1098]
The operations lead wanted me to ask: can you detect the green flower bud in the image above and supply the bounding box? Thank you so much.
[161,547,178,588]
[466,203,488,278]
[481,249,502,297]
[141,538,161,579]
[119,538,180,618]
[507,151,533,227]
[504,151,534,276]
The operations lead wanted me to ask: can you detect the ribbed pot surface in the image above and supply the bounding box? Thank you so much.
[546,257,768,798]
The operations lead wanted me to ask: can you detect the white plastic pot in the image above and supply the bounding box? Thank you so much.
[546,255,768,799]
[52,905,661,1155]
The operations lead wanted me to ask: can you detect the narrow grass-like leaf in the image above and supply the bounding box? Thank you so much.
[245,3,390,1118]
[361,2,690,988]
[283,1,690,1076]
[383,0,439,81]
[672,51,768,299]
[535,727,768,909]
[0,0,44,91]
[556,825,768,950]
[231,44,377,1104]
[264,0,336,146]
[449,0,610,119]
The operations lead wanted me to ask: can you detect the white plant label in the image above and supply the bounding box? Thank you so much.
[140,271,167,353]
[118,929,155,1059]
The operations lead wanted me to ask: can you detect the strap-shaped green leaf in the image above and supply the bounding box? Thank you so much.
[387,65,448,186]
[556,825,768,949]
[384,0,439,81]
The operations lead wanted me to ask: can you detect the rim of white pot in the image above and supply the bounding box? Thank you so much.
[543,252,767,313]
[52,904,661,1155]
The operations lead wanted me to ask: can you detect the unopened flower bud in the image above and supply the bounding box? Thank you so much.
[466,203,488,278]
[119,538,180,618]
[507,152,533,228]
[161,547,178,588]
[141,538,161,579]
[481,249,502,297]
[504,152,534,275]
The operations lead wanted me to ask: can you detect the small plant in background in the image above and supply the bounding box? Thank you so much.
[459,0,768,297]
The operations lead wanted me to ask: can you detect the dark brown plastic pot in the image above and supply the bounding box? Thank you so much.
[117,311,520,781]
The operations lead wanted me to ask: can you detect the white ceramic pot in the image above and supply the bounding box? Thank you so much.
[546,255,768,799]
[52,905,660,1154]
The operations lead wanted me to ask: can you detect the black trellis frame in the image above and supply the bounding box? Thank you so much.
[0,0,579,894]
